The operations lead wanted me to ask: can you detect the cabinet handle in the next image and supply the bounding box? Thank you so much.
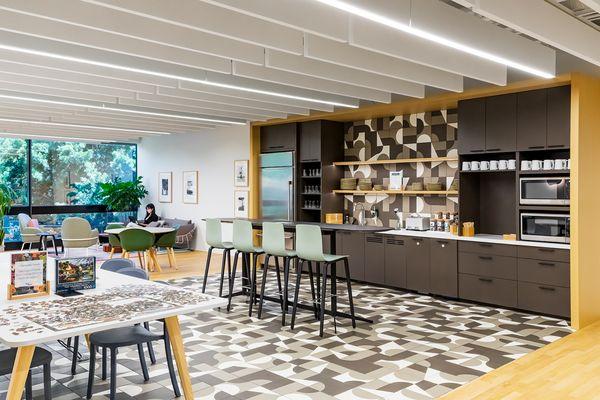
[269,145,285,149]
[479,243,493,247]
[470,149,484,153]
[478,277,493,283]
[548,144,565,148]
[538,248,555,253]
[539,286,556,291]
[479,255,493,260]
[539,262,556,267]
[487,148,501,152]
[528,145,545,149]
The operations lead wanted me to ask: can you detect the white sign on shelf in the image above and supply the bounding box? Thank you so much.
[389,171,403,190]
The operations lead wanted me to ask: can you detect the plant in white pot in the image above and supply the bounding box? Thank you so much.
[0,184,13,251]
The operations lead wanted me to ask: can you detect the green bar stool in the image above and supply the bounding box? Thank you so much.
[106,223,124,259]
[227,219,264,314]
[291,224,357,337]
[257,222,296,324]
[202,219,234,296]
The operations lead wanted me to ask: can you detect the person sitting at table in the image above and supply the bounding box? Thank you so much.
[138,203,159,227]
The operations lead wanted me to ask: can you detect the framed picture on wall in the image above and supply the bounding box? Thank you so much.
[158,172,172,203]
[234,160,249,187]
[182,171,199,204]
[234,190,249,218]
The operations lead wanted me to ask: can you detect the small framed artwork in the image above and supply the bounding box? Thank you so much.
[159,172,172,203]
[182,171,199,204]
[234,160,249,187]
[8,251,50,300]
[234,190,249,218]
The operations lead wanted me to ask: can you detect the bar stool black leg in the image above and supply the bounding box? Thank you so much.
[71,336,79,375]
[343,257,357,329]
[202,246,214,293]
[290,260,304,330]
[101,347,107,380]
[226,249,232,296]
[109,347,117,400]
[329,262,337,334]
[227,251,240,311]
[307,262,319,319]
[218,249,228,297]
[274,256,284,311]
[252,253,259,305]
[86,344,96,399]
[319,263,328,337]
[257,254,270,318]
[282,257,290,326]
[137,343,150,382]
[241,252,249,296]
[43,362,51,400]
[25,371,33,400]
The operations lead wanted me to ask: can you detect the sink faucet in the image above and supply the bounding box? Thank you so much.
[394,208,403,229]
[354,202,366,226]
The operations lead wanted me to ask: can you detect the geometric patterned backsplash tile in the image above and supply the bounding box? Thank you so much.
[342,109,459,227]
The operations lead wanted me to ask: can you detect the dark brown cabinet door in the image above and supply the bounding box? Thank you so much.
[260,123,296,153]
[458,98,486,154]
[547,85,571,149]
[406,237,430,293]
[299,121,321,162]
[337,231,365,281]
[485,94,517,152]
[517,89,547,151]
[430,239,458,297]
[384,237,407,288]
[364,234,385,285]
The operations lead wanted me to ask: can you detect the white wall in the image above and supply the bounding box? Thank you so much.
[137,125,250,250]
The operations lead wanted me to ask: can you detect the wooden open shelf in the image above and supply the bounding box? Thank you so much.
[333,189,459,196]
[333,156,458,167]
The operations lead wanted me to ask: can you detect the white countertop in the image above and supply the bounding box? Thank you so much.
[380,229,570,250]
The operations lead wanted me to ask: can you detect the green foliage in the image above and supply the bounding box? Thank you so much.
[0,183,14,245]
[98,176,148,212]
[66,182,103,205]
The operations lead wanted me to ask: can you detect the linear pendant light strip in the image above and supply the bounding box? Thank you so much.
[0,116,171,135]
[314,0,555,79]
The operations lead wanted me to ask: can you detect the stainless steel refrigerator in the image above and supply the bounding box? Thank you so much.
[260,152,294,220]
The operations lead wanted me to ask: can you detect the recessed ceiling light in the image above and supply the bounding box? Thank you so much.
[315,0,555,79]
[0,43,356,109]
[0,131,106,143]
[0,117,171,135]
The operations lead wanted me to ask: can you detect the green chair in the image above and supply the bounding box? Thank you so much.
[119,228,155,271]
[227,219,264,314]
[257,222,298,324]
[203,219,234,296]
[291,224,356,337]
[106,223,124,259]
[155,229,178,270]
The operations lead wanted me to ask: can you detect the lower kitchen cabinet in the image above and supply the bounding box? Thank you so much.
[459,274,518,308]
[337,231,365,281]
[406,237,430,293]
[430,239,458,297]
[384,237,407,288]
[364,234,385,285]
[518,281,570,317]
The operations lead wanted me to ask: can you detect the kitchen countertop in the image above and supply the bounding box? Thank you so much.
[218,218,393,233]
[379,229,571,250]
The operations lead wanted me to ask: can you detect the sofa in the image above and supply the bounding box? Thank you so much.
[157,218,196,250]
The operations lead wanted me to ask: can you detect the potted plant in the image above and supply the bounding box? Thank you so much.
[98,176,149,222]
[0,184,13,251]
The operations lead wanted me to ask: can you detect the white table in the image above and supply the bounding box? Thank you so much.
[0,252,227,400]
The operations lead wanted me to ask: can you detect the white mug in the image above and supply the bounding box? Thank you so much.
[531,160,542,170]
[508,159,516,170]
[543,159,555,170]
[462,161,471,171]
[490,160,499,170]
[555,159,567,170]
[499,160,508,170]
[521,160,532,171]
[471,161,480,171]
[480,160,490,171]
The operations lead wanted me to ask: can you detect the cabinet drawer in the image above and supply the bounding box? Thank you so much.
[459,241,517,257]
[459,274,518,308]
[518,282,570,317]
[517,246,570,263]
[518,258,570,287]
[459,252,517,280]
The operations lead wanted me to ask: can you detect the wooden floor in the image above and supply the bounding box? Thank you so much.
[149,251,600,399]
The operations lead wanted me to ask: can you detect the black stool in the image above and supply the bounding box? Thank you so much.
[0,347,52,400]
[87,324,180,400]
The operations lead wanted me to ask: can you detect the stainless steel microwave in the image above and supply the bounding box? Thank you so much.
[521,213,570,243]
[519,177,570,205]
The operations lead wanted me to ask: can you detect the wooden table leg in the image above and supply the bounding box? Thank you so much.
[6,345,35,400]
[164,316,193,399]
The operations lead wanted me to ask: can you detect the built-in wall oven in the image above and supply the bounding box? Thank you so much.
[521,213,570,243]
[519,177,570,205]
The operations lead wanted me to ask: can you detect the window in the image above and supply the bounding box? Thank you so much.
[0,138,28,205]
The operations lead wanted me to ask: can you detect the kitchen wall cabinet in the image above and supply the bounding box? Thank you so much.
[337,231,365,281]
[299,120,322,162]
[458,98,486,154]
[364,234,385,285]
[260,123,296,153]
[430,239,458,297]
[517,89,547,151]
[384,237,407,288]
[485,94,517,152]
[406,237,430,293]
[547,85,571,149]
